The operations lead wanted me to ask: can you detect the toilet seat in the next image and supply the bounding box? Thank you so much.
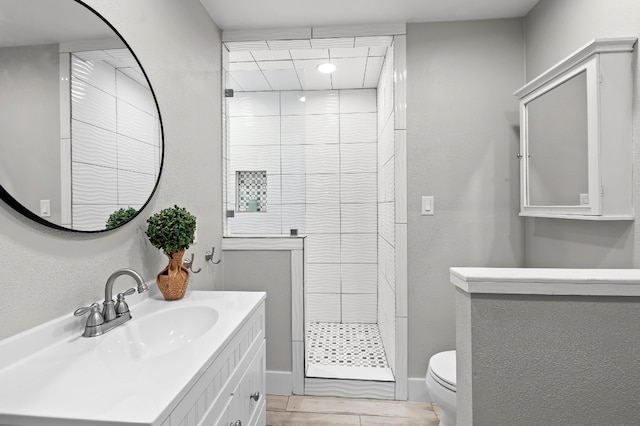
[428,350,456,392]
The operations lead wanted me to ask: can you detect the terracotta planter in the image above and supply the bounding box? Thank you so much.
[156,248,189,300]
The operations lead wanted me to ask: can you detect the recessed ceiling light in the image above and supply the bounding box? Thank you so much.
[317,63,336,74]
[299,96,306,102]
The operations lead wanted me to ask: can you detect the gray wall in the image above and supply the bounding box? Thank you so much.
[0,0,223,340]
[0,44,61,225]
[222,250,292,372]
[523,0,640,268]
[456,291,640,424]
[406,19,525,378]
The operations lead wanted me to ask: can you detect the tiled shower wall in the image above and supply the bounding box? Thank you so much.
[377,40,396,374]
[376,36,408,381]
[226,89,378,323]
[69,54,160,230]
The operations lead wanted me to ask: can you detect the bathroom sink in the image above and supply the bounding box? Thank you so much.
[98,305,218,360]
[0,289,265,426]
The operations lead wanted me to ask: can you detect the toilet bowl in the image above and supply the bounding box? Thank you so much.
[426,350,456,426]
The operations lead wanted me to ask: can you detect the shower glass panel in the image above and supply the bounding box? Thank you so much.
[222,36,400,386]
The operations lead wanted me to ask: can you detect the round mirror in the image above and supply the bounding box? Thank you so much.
[0,0,163,232]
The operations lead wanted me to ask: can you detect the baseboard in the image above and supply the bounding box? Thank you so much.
[408,377,431,402]
[267,370,293,395]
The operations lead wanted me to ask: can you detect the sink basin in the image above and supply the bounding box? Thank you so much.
[99,305,218,360]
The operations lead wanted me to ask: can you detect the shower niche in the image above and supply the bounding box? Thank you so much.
[221,26,408,400]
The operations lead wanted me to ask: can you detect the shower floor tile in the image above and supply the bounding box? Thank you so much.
[306,322,394,382]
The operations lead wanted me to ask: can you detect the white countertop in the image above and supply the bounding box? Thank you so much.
[0,288,265,426]
[450,267,640,296]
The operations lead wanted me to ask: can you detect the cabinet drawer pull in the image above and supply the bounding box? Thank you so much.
[250,391,260,401]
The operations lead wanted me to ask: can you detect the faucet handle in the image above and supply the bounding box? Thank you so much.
[115,288,136,315]
[119,288,136,298]
[74,303,104,327]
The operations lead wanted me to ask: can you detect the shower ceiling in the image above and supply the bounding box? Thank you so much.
[224,36,392,91]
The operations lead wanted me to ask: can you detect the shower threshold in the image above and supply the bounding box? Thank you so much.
[305,322,395,382]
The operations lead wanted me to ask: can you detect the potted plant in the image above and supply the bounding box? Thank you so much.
[145,205,197,300]
[105,207,137,230]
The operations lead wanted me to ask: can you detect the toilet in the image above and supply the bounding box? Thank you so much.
[426,350,456,426]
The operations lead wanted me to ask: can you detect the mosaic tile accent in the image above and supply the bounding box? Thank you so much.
[306,322,390,369]
[236,170,267,212]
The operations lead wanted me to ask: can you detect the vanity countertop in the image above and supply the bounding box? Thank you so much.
[450,267,640,296]
[0,289,265,426]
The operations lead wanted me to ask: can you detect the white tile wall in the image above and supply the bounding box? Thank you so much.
[342,264,377,293]
[306,294,341,322]
[281,175,306,204]
[341,143,377,174]
[71,121,117,168]
[302,90,340,114]
[306,234,341,264]
[376,41,397,372]
[340,89,377,113]
[281,204,306,234]
[341,173,377,203]
[281,145,307,174]
[72,79,117,131]
[117,135,157,175]
[117,170,157,205]
[341,203,377,234]
[281,91,307,115]
[306,264,341,294]
[72,163,118,205]
[302,114,340,145]
[72,56,116,95]
[70,53,160,230]
[342,294,377,323]
[341,234,377,264]
[306,204,340,234]
[340,113,377,143]
[229,145,281,175]
[226,89,380,323]
[228,91,279,116]
[305,174,340,205]
[116,71,156,116]
[305,145,340,174]
[229,116,280,145]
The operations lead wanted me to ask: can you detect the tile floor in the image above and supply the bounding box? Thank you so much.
[267,394,440,426]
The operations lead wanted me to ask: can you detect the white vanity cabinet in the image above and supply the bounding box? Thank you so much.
[163,300,266,426]
[514,38,636,220]
[214,341,266,426]
[0,291,266,426]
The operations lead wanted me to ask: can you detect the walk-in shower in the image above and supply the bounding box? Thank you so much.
[222,27,407,399]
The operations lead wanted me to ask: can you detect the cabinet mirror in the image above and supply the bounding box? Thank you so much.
[515,38,635,220]
[0,0,163,232]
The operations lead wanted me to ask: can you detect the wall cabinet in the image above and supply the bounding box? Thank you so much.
[514,38,636,220]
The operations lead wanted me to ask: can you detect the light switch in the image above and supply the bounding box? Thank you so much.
[40,199,51,217]
[421,196,434,216]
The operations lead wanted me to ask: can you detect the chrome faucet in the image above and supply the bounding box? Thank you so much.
[74,268,149,338]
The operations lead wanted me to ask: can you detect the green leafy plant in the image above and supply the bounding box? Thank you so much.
[105,207,138,230]
[145,205,196,255]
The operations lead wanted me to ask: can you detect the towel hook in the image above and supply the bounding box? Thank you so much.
[205,247,221,264]
[182,252,202,273]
